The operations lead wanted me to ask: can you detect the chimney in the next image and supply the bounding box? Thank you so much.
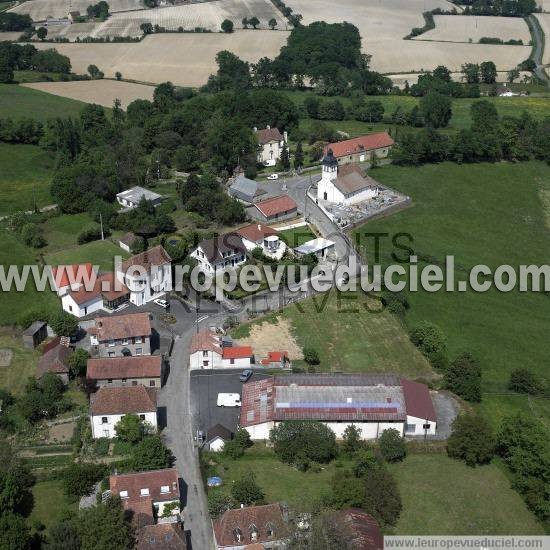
[241,503,244,508]
[266,125,270,129]
[257,224,261,231]
[253,127,257,132]
[283,131,288,143]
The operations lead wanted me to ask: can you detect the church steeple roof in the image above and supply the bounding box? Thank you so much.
[322,148,338,168]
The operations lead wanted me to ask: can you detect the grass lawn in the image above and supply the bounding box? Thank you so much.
[45,239,128,272]
[0,330,40,395]
[279,224,317,247]
[233,290,433,378]
[389,454,545,535]
[0,143,55,216]
[29,479,77,531]
[0,84,87,122]
[354,161,550,405]
[42,213,94,253]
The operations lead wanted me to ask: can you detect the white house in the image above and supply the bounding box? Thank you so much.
[254,126,287,166]
[90,385,157,439]
[189,329,253,370]
[117,245,172,307]
[116,186,164,210]
[240,374,437,441]
[190,234,247,277]
[236,223,286,260]
[317,151,379,206]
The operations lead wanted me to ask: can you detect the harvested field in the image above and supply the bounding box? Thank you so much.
[415,15,531,43]
[0,31,22,40]
[22,80,155,109]
[33,31,290,86]
[10,0,144,21]
[538,0,550,11]
[535,13,550,63]
[286,0,530,72]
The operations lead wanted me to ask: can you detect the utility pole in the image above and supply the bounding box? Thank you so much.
[99,213,104,240]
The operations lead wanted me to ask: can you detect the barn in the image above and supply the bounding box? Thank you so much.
[240,374,437,440]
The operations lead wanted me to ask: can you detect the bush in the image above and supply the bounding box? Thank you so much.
[21,223,46,248]
[409,321,447,369]
[49,310,79,336]
[130,435,173,471]
[444,352,482,402]
[77,225,107,244]
[230,473,265,505]
[362,467,402,527]
[63,462,107,499]
[378,428,406,462]
[303,346,320,365]
[221,19,234,33]
[447,412,494,466]
[69,348,89,379]
[208,491,234,518]
[508,368,545,396]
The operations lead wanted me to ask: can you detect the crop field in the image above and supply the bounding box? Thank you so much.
[33,31,290,86]
[23,80,155,109]
[538,0,550,11]
[535,13,550,63]
[286,0,531,72]
[415,15,531,43]
[9,0,144,21]
[0,31,22,40]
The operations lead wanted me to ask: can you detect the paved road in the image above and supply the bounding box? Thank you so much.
[528,14,549,83]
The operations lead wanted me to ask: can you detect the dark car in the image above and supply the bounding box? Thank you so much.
[239,369,253,383]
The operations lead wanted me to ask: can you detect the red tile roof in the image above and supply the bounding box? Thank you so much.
[222,346,253,359]
[137,523,187,550]
[90,312,151,341]
[110,468,179,521]
[189,329,222,355]
[213,504,289,547]
[260,351,289,366]
[400,377,437,422]
[121,245,171,273]
[236,224,278,244]
[338,509,383,550]
[254,195,297,219]
[324,132,394,159]
[87,355,162,381]
[68,272,129,306]
[51,263,95,290]
[90,385,157,415]
[37,338,73,377]
[255,127,283,145]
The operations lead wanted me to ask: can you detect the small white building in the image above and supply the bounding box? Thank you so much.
[317,151,379,206]
[190,233,247,277]
[116,186,164,210]
[255,126,287,167]
[117,245,172,307]
[189,329,253,370]
[205,424,233,452]
[90,385,157,439]
[118,232,137,253]
[236,223,286,260]
[294,238,335,260]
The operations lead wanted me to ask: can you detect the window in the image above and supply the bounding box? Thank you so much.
[203,360,209,367]
[101,417,108,424]
[135,336,143,344]
[122,378,127,384]
[108,379,113,384]
[108,339,115,347]
[69,305,73,312]
[108,352,115,358]
[202,351,208,357]
[160,485,169,494]
[136,348,142,355]
[122,339,129,345]
[405,423,416,433]
[119,490,128,499]
[230,359,235,365]
[140,488,150,496]
[132,381,138,386]
[149,380,156,387]
[139,414,145,420]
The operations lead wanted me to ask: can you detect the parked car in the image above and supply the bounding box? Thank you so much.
[154,298,169,309]
[239,369,253,383]
[267,173,279,180]
[217,393,241,407]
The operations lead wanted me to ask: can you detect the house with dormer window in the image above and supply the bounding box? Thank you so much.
[190,233,247,276]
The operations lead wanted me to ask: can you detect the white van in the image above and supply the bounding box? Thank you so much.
[217,393,241,407]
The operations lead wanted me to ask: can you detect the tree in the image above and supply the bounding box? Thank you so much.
[36,26,47,40]
[47,520,81,550]
[0,513,31,550]
[230,473,265,505]
[447,412,494,466]
[233,427,253,449]
[268,17,277,29]
[173,145,199,172]
[303,347,320,366]
[63,463,106,498]
[270,421,337,464]
[49,310,79,336]
[0,57,14,83]
[341,424,362,455]
[480,61,497,84]
[68,348,89,379]
[355,100,384,123]
[207,491,234,518]
[248,16,260,29]
[362,467,402,527]
[293,141,304,169]
[461,63,480,84]
[378,428,406,462]
[18,373,68,423]
[131,435,173,471]
[21,223,46,248]
[115,414,147,444]
[279,142,290,170]
[433,65,451,82]
[221,19,233,33]
[140,22,153,34]
[88,64,104,79]
[330,470,364,508]
[115,71,122,80]
[509,368,545,395]
[241,17,248,29]
[419,92,452,128]
[507,68,520,83]
[444,352,482,402]
[409,321,447,368]
[352,448,379,478]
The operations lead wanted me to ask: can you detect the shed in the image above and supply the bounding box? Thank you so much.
[229,175,263,203]
[22,321,48,349]
[206,423,232,452]
[294,238,335,259]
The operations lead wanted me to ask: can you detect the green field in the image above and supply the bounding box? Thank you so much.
[356,162,550,393]
[42,213,94,252]
[45,239,128,272]
[279,224,317,247]
[389,454,545,535]
[29,479,77,531]
[233,290,433,378]
[0,84,87,122]
[0,331,41,394]
[0,143,55,215]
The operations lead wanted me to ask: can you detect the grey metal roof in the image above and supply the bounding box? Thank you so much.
[23,321,47,335]
[229,175,258,202]
[117,186,163,205]
[274,374,402,387]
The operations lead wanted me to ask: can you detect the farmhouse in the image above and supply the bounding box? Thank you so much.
[90,385,157,438]
[317,152,380,206]
[213,503,290,549]
[240,374,437,440]
[117,245,172,307]
[236,223,286,260]
[86,355,163,389]
[36,337,73,383]
[109,468,180,525]
[254,126,287,166]
[89,312,152,357]
[250,195,298,224]
[189,328,254,370]
[116,186,164,210]
[190,234,247,276]
[324,132,394,165]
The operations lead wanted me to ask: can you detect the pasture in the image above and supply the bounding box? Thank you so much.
[416,15,531,43]
[33,31,290,86]
[23,80,155,109]
[9,0,144,20]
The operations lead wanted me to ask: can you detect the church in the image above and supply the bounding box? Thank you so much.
[317,149,380,206]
